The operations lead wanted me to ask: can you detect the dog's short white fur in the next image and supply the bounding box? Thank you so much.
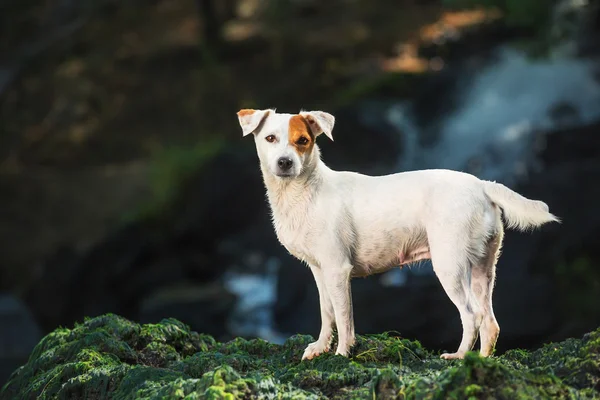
[237,108,559,361]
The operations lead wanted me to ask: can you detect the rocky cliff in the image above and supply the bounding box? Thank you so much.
[1,314,598,399]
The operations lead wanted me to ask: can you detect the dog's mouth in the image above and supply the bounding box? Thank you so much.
[275,171,295,178]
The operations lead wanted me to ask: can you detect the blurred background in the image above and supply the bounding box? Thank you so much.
[1,0,600,386]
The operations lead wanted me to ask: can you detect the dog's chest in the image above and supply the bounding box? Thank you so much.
[272,210,318,265]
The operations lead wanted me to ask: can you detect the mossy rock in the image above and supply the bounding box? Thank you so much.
[1,314,599,399]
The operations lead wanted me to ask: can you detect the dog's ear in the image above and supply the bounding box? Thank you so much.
[300,111,335,141]
[237,109,272,136]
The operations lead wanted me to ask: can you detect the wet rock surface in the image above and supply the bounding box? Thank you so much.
[1,314,598,399]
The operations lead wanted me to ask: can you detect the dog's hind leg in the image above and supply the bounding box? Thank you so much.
[302,265,335,360]
[471,226,503,357]
[429,235,484,360]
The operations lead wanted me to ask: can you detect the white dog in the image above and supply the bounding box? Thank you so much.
[237,108,559,360]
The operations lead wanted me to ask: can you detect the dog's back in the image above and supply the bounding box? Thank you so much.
[321,167,558,282]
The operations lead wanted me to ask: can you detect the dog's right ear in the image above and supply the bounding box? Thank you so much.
[237,109,272,136]
[300,110,335,141]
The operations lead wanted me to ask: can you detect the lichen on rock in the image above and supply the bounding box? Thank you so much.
[1,314,598,399]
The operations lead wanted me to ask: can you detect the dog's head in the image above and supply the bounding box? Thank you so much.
[237,109,335,178]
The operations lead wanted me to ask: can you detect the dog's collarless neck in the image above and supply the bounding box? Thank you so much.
[261,161,324,211]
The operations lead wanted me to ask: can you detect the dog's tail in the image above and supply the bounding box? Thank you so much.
[483,181,560,231]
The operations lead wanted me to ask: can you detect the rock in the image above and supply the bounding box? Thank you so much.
[0,294,42,386]
[1,314,598,399]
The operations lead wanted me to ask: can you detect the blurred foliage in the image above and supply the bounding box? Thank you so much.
[443,0,557,30]
[332,72,423,108]
[443,0,586,58]
[0,0,593,295]
[122,139,224,223]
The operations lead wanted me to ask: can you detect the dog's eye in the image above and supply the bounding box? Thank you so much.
[296,137,309,145]
[265,135,276,143]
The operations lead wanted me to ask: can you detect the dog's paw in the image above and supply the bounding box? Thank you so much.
[334,340,355,358]
[302,341,330,361]
[335,349,350,357]
[440,352,466,360]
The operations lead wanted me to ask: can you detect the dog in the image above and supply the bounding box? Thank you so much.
[237,108,559,360]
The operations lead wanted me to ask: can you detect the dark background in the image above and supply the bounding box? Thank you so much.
[1,0,599,386]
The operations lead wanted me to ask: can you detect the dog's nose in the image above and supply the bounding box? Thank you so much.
[277,157,293,171]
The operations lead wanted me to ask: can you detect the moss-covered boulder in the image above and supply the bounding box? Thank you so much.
[1,314,598,399]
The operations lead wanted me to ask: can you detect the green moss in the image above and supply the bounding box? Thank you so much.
[114,366,253,400]
[280,334,317,362]
[504,327,600,390]
[112,366,189,399]
[280,355,376,397]
[2,314,599,400]
[352,332,429,368]
[246,374,322,399]
[220,337,280,358]
[371,368,403,399]
[197,366,252,399]
[463,383,483,398]
[16,348,128,399]
[406,351,577,399]
[136,318,216,358]
[174,351,264,378]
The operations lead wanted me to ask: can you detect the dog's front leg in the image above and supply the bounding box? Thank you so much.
[322,262,355,357]
[302,265,335,360]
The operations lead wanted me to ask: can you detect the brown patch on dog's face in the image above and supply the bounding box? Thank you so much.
[288,115,314,155]
[237,109,256,117]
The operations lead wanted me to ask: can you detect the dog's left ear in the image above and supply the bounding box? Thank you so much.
[237,109,272,136]
[300,111,335,141]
